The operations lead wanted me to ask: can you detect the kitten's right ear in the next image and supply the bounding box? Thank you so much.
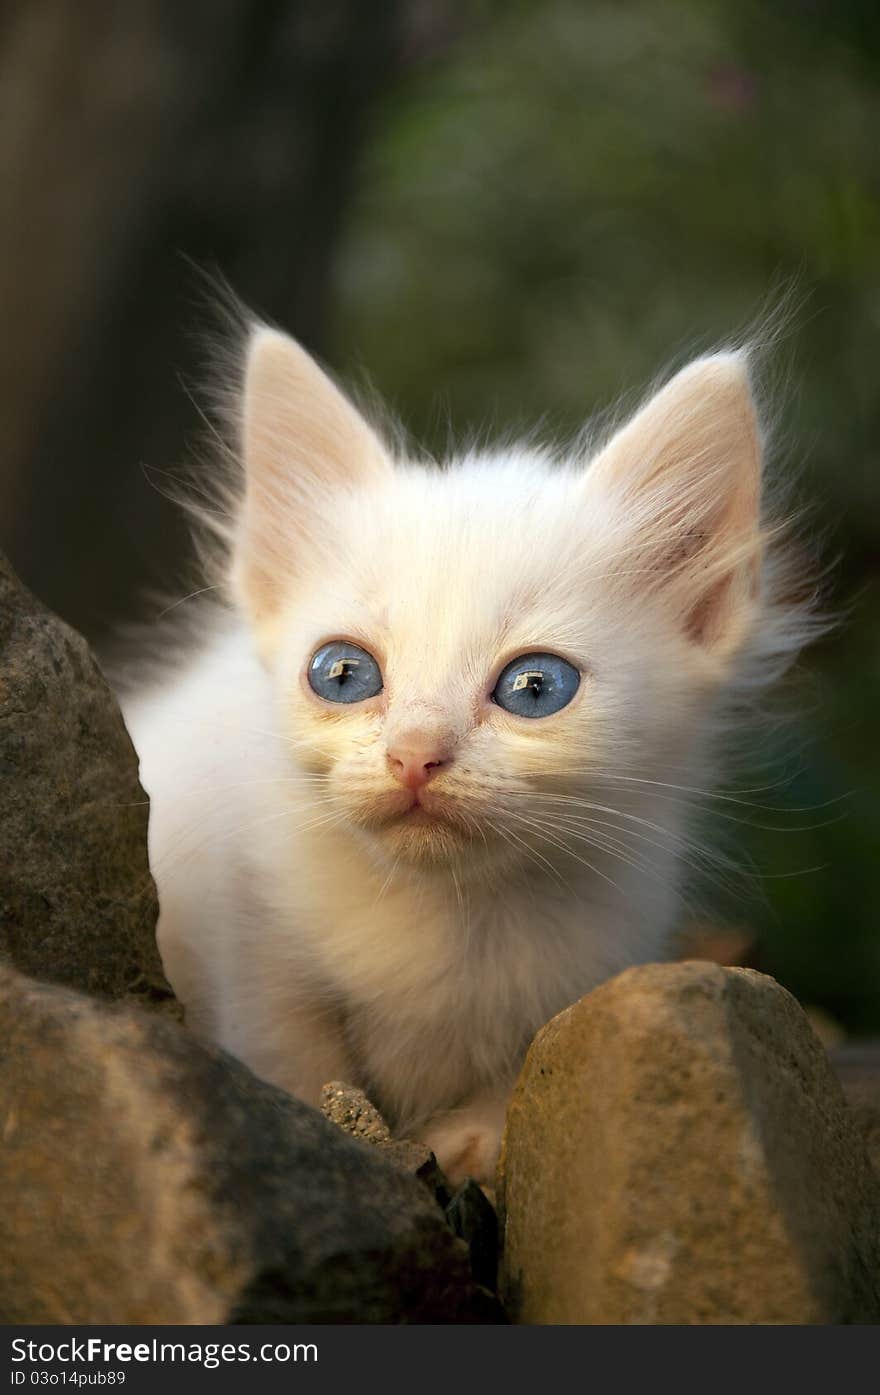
[233,326,390,643]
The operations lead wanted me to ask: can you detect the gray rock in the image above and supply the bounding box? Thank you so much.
[498,961,880,1324]
[321,1080,393,1146]
[0,551,174,1012]
[320,1080,443,1187]
[0,966,502,1323]
[829,1040,880,1177]
[446,1180,499,1294]
[320,1080,501,1294]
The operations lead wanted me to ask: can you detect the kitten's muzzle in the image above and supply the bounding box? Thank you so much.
[369,783,472,837]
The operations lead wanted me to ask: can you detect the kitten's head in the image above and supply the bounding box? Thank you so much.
[225,326,805,877]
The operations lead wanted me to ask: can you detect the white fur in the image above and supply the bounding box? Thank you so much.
[121,329,812,1183]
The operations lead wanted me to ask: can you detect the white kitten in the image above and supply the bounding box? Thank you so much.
[121,326,812,1184]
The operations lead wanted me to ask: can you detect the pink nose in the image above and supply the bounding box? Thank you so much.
[387,740,451,790]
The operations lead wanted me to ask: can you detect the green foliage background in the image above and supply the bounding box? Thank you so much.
[329,0,880,1029]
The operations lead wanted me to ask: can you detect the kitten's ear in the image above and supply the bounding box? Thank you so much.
[588,352,763,663]
[233,326,390,636]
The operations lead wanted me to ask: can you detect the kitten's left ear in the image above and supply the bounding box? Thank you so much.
[588,352,763,665]
[233,326,391,643]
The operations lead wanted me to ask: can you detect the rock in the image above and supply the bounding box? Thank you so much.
[446,1180,499,1293]
[0,967,502,1323]
[320,1079,445,1186]
[321,1080,500,1292]
[0,552,175,1012]
[321,1078,446,1189]
[847,1101,880,1181]
[497,961,880,1324]
[829,1040,880,1177]
[321,1081,393,1145]
[388,1136,442,1178]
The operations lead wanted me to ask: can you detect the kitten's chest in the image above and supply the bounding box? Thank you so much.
[254,824,642,1120]
[286,863,582,1052]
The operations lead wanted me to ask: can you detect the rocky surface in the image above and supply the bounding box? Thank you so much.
[0,966,502,1324]
[322,1080,394,1145]
[829,1040,880,1177]
[0,552,174,1012]
[497,961,880,1324]
[446,1179,499,1293]
[321,1079,499,1292]
[321,1081,444,1187]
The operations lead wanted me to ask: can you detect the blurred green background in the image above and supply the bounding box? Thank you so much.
[1,0,877,1029]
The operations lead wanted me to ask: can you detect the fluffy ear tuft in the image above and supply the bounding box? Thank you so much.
[233,327,390,640]
[588,352,764,662]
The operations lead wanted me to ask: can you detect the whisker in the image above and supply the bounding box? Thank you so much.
[156,585,223,620]
[505,808,662,885]
[564,768,852,815]
[484,816,570,891]
[501,809,625,894]
[503,800,755,910]
[529,786,849,835]
[373,853,402,906]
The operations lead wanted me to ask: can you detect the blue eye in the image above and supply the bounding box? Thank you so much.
[492,652,580,718]
[308,641,383,704]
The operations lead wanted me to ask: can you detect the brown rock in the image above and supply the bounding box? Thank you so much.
[497,961,880,1324]
[0,552,174,1012]
[0,967,502,1324]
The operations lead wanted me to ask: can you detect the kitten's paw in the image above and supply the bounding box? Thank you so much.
[420,1097,508,1186]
